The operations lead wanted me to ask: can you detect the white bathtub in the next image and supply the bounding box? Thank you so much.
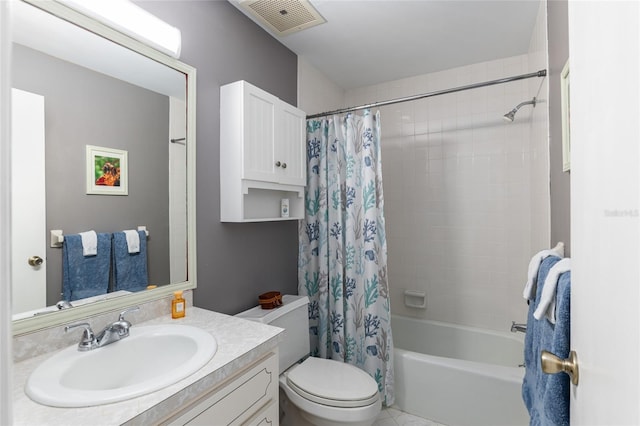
[392,315,529,426]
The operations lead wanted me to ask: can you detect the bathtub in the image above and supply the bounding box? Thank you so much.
[392,315,529,426]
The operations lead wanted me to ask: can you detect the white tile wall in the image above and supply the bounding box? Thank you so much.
[344,16,548,332]
[298,3,550,332]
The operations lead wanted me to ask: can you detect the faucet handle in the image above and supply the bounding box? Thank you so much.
[65,322,96,351]
[113,306,140,338]
[118,305,140,322]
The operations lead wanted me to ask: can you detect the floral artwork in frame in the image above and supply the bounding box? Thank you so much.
[86,145,128,195]
[561,59,570,172]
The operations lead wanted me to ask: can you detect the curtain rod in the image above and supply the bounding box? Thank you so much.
[306,69,547,119]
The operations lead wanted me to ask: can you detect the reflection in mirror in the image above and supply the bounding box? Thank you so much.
[10,0,196,330]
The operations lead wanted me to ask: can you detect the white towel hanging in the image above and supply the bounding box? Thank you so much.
[522,242,565,300]
[79,230,97,256]
[123,229,140,254]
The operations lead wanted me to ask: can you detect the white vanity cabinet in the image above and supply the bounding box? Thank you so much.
[220,80,306,222]
[13,307,284,426]
[164,351,279,426]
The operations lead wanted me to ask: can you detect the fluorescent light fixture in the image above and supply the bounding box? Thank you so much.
[58,0,182,58]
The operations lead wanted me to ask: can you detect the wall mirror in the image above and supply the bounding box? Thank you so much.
[11,0,197,335]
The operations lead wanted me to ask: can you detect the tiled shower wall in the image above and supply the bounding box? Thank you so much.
[298,3,550,332]
[342,8,549,332]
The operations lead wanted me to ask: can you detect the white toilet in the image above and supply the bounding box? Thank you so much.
[236,295,382,426]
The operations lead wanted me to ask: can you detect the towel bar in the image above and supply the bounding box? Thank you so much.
[50,230,64,247]
[50,227,150,248]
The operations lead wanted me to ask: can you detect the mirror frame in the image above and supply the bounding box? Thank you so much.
[12,0,197,335]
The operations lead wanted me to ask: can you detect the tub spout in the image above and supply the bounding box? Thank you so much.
[510,321,527,333]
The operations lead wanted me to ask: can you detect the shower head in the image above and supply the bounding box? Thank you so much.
[503,109,517,122]
[503,97,537,122]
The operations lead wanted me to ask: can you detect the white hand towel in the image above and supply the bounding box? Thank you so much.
[123,229,140,254]
[79,230,98,256]
[534,258,571,323]
[522,242,565,300]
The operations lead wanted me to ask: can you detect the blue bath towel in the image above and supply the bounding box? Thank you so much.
[522,255,571,426]
[62,233,111,301]
[112,230,148,292]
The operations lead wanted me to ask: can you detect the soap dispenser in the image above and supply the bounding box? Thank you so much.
[172,290,186,319]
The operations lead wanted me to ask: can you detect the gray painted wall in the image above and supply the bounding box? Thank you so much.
[136,1,300,314]
[12,45,171,305]
[547,0,571,255]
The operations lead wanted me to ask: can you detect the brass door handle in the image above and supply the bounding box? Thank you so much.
[28,255,44,267]
[541,350,579,385]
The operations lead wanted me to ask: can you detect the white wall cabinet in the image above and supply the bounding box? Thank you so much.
[164,351,279,426]
[221,80,306,222]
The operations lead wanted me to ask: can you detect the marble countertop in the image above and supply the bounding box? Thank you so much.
[12,307,284,426]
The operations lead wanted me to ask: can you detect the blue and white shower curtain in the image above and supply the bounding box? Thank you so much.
[298,110,394,405]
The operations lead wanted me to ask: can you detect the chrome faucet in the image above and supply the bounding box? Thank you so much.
[56,300,73,310]
[510,321,527,333]
[65,306,140,351]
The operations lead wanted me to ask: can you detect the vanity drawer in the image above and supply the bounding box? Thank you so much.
[166,351,278,426]
[245,399,278,426]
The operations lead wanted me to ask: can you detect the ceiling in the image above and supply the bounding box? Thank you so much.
[228,0,541,90]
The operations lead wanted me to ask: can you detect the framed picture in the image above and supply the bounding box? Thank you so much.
[86,145,128,195]
[561,59,571,172]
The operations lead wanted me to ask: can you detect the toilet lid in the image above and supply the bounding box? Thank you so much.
[286,357,379,408]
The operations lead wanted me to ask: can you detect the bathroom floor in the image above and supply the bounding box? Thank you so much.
[374,406,447,426]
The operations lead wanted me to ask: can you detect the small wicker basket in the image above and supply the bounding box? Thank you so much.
[258,291,283,309]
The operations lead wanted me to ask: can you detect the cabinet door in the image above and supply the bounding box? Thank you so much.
[243,88,277,183]
[275,103,306,187]
[163,351,278,426]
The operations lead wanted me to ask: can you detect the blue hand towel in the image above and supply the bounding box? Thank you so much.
[542,271,571,425]
[112,230,148,292]
[62,233,111,301]
[522,255,570,426]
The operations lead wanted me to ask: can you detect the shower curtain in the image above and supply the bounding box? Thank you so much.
[298,110,394,405]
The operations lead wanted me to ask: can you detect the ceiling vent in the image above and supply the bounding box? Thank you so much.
[239,0,326,36]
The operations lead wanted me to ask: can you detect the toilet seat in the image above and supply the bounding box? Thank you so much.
[286,357,379,408]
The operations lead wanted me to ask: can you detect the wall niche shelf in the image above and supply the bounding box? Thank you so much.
[220,80,306,222]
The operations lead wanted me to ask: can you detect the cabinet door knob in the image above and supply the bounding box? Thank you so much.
[275,161,281,167]
[281,162,287,169]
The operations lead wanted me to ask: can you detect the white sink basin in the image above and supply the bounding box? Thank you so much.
[25,324,217,407]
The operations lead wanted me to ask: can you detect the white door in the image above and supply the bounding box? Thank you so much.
[10,88,47,314]
[568,2,640,423]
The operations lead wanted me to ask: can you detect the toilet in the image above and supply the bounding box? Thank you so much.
[236,295,382,426]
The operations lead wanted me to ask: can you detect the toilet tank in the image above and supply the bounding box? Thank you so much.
[235,294,310,373]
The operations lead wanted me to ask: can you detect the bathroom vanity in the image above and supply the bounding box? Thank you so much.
[12,307,283,425]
